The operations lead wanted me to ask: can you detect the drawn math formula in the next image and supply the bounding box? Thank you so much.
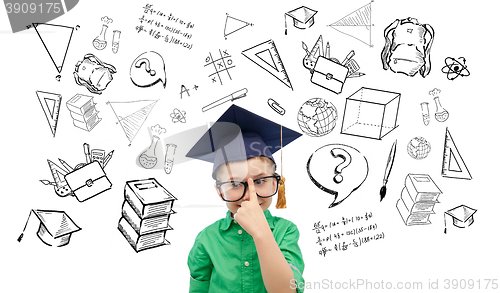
[136,4,194,50]
[312,212,385,256]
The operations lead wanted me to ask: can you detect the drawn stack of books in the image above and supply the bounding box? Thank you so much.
[66,93,101,132]
[396,174,442,226]
[118,178,176,252]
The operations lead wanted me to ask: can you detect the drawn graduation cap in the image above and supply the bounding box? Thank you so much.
[444,205,477,234]
[284,6,318,35]
[186,104,302,208]
[18,209,81,247]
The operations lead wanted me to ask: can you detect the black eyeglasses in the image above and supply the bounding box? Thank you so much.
[216,174,281,202]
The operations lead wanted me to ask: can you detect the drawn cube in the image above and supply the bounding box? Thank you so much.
[341,87,400,140]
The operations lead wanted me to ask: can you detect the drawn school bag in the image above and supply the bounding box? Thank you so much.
[74,53,117,94]
[381,17,434,78]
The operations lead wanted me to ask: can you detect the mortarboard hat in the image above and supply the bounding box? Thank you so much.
[285,6,318,35]
[444,205,477,233]
[186,104,302,208]
[18,209,81,247]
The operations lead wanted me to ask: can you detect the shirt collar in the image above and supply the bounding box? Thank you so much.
[220,209,275,231]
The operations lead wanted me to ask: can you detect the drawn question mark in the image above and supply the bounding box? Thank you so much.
[330,148,352,183]
[135,58,156,76]
[75,25,80,30]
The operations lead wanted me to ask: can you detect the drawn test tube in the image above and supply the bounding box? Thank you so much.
[164,144,177,174]
[112,30,121,54]
[420,102,430,126]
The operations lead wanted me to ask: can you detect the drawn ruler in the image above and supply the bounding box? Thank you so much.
[442,127,472,180]
[45,160,73,197]
[303,35,323,73]
[36,91,62,137]
[241,39,293,90]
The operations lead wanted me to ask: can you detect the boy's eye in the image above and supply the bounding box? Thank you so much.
[230,182,242,188]
[254,178,265,185]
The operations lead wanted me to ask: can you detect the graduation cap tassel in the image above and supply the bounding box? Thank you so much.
[276,125,287,209]
[444,212,447,234]
[284,14,288,35]
[18,209,34,242]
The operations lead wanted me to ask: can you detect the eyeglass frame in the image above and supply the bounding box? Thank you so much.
[215,174,281,202]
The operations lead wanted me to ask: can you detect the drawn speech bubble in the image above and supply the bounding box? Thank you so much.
[130,51,167,88]
[306,143,369,208]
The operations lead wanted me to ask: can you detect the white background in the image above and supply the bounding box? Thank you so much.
[1,0,499,292]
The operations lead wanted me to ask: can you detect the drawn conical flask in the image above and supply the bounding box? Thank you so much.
[93,24,108,50]
[164,144,177,174]
[139,136,160,169]
[434,97,449,122]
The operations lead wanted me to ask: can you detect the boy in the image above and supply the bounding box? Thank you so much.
[187,105,305,292]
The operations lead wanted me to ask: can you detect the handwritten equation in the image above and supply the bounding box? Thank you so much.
[312,212,385,256]
[136,4,194,50]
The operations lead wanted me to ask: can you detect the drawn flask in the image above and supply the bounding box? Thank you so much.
[93,24,108,50]
[139,136,160,169]
[164,144,177,174]
[434,96,449,122]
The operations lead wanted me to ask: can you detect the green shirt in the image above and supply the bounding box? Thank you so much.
[188,209,305,292]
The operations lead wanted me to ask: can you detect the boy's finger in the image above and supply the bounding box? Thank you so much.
[247,178,257,201]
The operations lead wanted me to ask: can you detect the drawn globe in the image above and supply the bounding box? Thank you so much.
[407,137,431,159]
[297,98,338,137]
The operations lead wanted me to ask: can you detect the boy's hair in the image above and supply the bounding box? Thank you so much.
[214,156,276,181]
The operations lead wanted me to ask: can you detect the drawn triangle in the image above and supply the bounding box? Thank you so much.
[36,91,62,137]
[33,23,74,73]
[109,100,158,144]
[442,128,472,180]
[328,2,372,47]
[224,15,250,38]
[241,40,293,90]
[256,49,278,71]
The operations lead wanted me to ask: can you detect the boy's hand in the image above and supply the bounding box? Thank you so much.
[234,178,271,238]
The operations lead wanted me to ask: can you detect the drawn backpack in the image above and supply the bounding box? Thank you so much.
[73,53,117,94]
[381,17,434,78]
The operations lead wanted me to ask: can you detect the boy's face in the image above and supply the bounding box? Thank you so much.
[215,157,275,216]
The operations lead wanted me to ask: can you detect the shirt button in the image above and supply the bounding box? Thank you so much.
[238,230,243,234]
[245,261,249,267]
[233,220,237,224]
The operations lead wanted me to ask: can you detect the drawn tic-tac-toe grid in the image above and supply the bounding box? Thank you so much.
[204,49,235,85]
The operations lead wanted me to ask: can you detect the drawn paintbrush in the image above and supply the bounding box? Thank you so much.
[380,140,397,202]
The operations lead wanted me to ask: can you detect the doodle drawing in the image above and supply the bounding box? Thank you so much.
[407,137,431,160]
[328,1,373,47]
[224,13,253,39]
[444,205,477,233]
[112,30,121,54]
[297,98,337,137]
[170,108,187,123]
[268,98,286,115]
[379,140,397,202]
[340,87,401,140]
[93,25,109,50]
[381,17,434,77]
[242,40,293,90]
[130,51,167,88]
[36,91,62,137]
[284,6,317,35]
[18,209,81,247]
[306,144,369,208]
[65,161,112,202]
[40,159,73,197]
[74,54,117,94]
[108,100,158,146]
[420,102,430,126]
[118,178,177,252]
[164,144,177,174]
[66,93,102,132]
[202,88,248,112]
[442,128,472,180]
[204,49,235,85]
[442,57,470,80]
[139,124,166,169]
[33,23,75,75]
[396,174,442,226]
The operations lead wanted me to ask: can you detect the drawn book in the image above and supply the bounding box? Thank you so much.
[66,93,97,114]
[117,217,170,252]
[124,178,176,218]
[401,186,437,214]
[121,199,174,234]
[405,174,442,202]
[69,105,99,122]
[72,111,101,132]
[396,198,432,225]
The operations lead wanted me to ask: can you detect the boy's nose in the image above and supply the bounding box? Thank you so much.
[241,185,252,201]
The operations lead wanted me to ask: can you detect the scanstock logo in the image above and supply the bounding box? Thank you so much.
[4,0,79,33]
